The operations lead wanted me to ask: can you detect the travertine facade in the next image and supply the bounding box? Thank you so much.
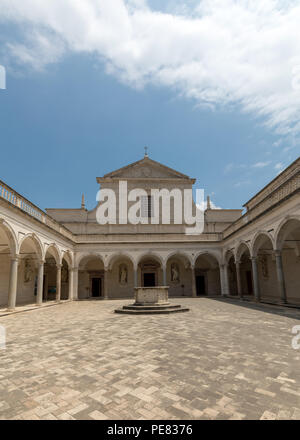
[0,155,299,310]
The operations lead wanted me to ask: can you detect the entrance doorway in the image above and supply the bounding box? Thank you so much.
[143,273,155,287]
[91,278,102,297]
[196,275,206,296]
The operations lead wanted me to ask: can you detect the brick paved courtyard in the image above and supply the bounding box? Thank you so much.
[0,298,300,420]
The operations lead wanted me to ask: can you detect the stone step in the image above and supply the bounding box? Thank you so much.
[122,304,181,311]
[115,306,190,315]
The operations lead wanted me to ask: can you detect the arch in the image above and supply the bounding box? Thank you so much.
[275,216,300,251]
[107,252,136,271]
[251,231,275,257]
[77,252,105,269]
[77,253,105,300]
[225,250,238,295]
[274,216,300,304]
[107,253,136,299]
[44,243,61,265]
[15,233,44,307]
[193,250,221,268]
[136,252,164,268]
[0,218,18,257]
[60,252,72,301]
[0,220,18,307]
[224,249,235,265]
[137,253,164,288]
[235,241,251,262]
[165,252,193,297]
[165,251,193,268]
[18,233,44,260]
[193,251,221,296]
[61,250,73,268]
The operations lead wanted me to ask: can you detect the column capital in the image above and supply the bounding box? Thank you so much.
[71,266,79,272]
[38,259,45,266]
[251,256,257,262]
[235,259,241,265]
[274,249,282,257]
[56,263,63,270]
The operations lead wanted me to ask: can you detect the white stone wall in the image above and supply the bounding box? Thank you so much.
[257,255,279,301]
[16,261,36,305]
[206,269,221,295]
[166,259,192,297]
[107,260,134,299]
[78,271,90,299]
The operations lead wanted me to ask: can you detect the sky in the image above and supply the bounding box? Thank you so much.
[0,0,299,212]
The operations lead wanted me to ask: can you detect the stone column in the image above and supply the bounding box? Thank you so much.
[44,274,49,302]
[275,250,287,304]
[72,267,78,300]
[251,257,260,302]
[68,268,73,300]
[56,264,62,302]
[133,267,138,288]
[7,256,19,311]
[36,260,45,306]
[219,264,227,296]
[235,260,243,299]
[224,264,230,296]
[162,265,167,286]
[103,268,109,299]
[191,266,197,297]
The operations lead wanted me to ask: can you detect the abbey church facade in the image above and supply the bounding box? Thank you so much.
[0,155,299,312]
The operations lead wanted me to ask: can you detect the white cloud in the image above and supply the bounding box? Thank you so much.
[252,161,271,168]
[224,163,247,174]
[197,199,221,210]
[233,180,251,188]
[274,162,284,171]
[1,0,300,135]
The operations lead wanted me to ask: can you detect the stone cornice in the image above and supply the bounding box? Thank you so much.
[243,157,300,211]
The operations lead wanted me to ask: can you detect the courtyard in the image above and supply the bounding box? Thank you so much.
[0,298,300,420]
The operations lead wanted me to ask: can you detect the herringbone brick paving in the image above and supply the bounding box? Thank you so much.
[0,298,300,420]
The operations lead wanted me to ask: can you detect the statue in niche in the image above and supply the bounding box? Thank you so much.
[261,255,269,278]
[24,259,34,283]
[171,263,180,283]
[62,266,68,283]
[119,265,128,285]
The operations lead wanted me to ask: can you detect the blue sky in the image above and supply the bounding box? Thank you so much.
[0,1,299,211]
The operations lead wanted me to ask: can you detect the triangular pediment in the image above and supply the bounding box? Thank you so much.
[101,157,193,180]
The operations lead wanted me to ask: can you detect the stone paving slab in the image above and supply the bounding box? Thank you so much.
[0,298,300,420]
[0,300,70,317]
